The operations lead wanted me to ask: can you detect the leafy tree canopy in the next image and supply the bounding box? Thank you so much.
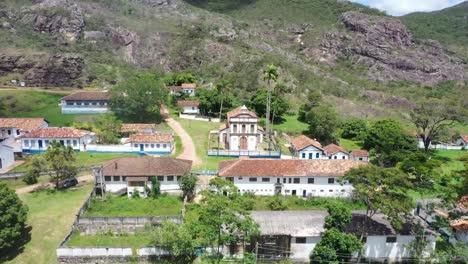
[310,228,362,264]
[304,105,340,145]
[44,142,78,189]
[164,73,196,86]
[341,118,368,140]
[324,204,352,231]
[249,88,289,121]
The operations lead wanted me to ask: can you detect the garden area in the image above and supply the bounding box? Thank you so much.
[66,227,155,249]
[84,194,183,217]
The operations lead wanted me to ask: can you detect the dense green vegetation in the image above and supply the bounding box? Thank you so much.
[67,227,154,249]
[84,194,183,217]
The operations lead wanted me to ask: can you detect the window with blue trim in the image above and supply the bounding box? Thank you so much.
[302,153,306,159]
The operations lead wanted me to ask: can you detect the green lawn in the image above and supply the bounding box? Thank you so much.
[172,135,184,157]
[84,194,183,217]
[0,90,102,126]
[11,152,139,172]
[339,138,362,151]
[433,149,467,174]
[66,228,154,249]
[272,114,308,135]
[253,196,366,211]
[1,174,52,189]
[5,183,93,264]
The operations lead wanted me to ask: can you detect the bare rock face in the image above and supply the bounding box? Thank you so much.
[0,53,85,88]
[321,11,466,85]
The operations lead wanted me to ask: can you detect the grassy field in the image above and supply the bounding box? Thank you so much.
[0,90,102,126]
[433,149,467,174]
[253,196,366,211]
[84,194,183,217]
[339,138,362,151]
[4,183,93,264]
[11,152,139,172]
[66,228,154,249]
[272,114,308,135]
[172,135,184,157]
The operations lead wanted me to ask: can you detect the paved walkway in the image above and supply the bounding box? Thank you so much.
[15,174,93,195]
[161,105,202,166]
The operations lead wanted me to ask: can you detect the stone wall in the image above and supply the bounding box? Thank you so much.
[56,247,171,264]
[76,216,182,235]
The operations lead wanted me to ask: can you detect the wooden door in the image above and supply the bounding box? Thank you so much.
[240,136,248,150]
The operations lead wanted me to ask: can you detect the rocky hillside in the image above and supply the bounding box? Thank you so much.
[0,0,466,118]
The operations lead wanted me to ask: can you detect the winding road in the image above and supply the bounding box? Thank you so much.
[161,105,202,166]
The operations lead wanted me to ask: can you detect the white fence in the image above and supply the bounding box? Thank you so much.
[208,149,281,158]
[430,144,464,150]
[56,247,132,257]
[179,114,221,123]
[86,144,132,153]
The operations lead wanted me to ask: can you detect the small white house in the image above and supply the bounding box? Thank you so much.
[60,91,110,114]
[21,127,93,153]
[323,144,349,160]
[218,159,367,197]
[167,83,197,97]
[456,135,468,147]
[0,118,49,141]
[96,156,192,198]
[0,144,15,170]
[290,135,324,160]
[177,100,200,115]
[350,149,369,162]
[125,133,174,155]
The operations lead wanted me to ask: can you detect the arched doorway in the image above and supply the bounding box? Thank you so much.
[240,136,248,150]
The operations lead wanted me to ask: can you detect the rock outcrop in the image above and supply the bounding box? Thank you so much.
[321,11,466,85]
[0,53,85,87]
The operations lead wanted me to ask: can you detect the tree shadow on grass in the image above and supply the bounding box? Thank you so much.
[183,0,255,13]
[0,225,32,262]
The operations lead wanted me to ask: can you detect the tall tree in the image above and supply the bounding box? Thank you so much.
[0,182,28,257]
[298,91,322,122]
[271,82,291,125]
[153,221,197,263]
[304,105,340,144]
[363,119,417,167]
[249,89,289,120]
[410,99,465,153]
[22,155,46,185]
[310,228,362,264]
[178,173,197,202]
[94,114,122,144]
[110,72,168,123]
[263,64,279,146]
[324,204,352,231]
[397,152,441,197]
[343,166,414,231]
[216,79,232,121]
[44,142,78,189]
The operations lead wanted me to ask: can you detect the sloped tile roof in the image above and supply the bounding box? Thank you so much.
[177,100,200,107]
[61,91,111,101]
[227,105,257,119]
[456,196,468,211]
[22,127,90,138]
[291,135,323,151]
[181,83,197,89]
[125,133,173,143]
[350,150,369,157]
[461,135,468,142]
[103,156,192,176]
[0,118,47,131]
[218,159,366,177]
[323,143,348,155]
[120,124,155,133]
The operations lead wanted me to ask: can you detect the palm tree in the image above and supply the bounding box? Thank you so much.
[263,64,278,149]
[271,82,290,127]
[216,79,232,122]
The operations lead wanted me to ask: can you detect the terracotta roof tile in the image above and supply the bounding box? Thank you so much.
[177,100,200,107]
[120,124,155,133]
[218,159,367,177]
[461,135,468,142]
[456,196,468,211]
[125,133,173,143]
[451,219,468,231]
[324,144,348,155]
[227,105,257,120]
[62,91,110,101]
[350,150,369,157]
[291,135,323,151]
[181,83,197,89]
[22,127,90,138]
[103,156,192,176]
[0,118,47,131]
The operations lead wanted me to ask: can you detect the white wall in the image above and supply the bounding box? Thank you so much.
[229,176,353,197]
[324,151,349,160]
[0,120,48,139]
[297,146,323,160]
[182,106,199,114]
[363,235,436,260]
[350,155,369,162]
[104,175,182,196]
[290,236,321,261]
[129,141,173,153]
[22,136,91,152]
[0,145,14,169]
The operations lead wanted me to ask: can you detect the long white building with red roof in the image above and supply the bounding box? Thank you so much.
[21,127,93,153]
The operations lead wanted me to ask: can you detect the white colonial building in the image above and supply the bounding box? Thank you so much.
[167,83,197,97]
[323,143,349,160]
[177,100,200,115]
[0,118,49,141]
[0,144,15,170]
[290,135,325,160]
[96,156,192,198]
[219,106,263,151]
[218,159,366,197]
[60,91,110,114]
[21,127,93,153]
[350,149,370,162]
[125,133,174,155]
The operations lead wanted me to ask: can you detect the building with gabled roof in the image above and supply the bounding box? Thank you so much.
[60,91,111,114]
[290,135,324,160]
[120,123,156,136]
[350,149,369,162]
[125,133,174,155]
[456,135,468,147]
[166,83,197,96]
[323,143,349,160]
[21,127,93,153]
[97,156,192,197]
[177,100,200,115]
[218,159,366,197]
[0,118,49,140]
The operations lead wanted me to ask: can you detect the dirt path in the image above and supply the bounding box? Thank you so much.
[15,174,93,195]
[161,105,202,166]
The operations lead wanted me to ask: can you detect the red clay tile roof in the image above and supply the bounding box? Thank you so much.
[227,105,258,120]
[181,83,197,89]
[120,124,155,133]
[291,135,323,151]
[350,150,369,157]
[61,91,111,101]
[461,135,468,142]
[103,156,192,176]
[0,118,47,131]
[125,133,173,143]
[177,100,200,107]
[451,219,468,231]
[22,127,90,138]
[218,159,367,177]
[456,196,468,211]
[324,144,348,155]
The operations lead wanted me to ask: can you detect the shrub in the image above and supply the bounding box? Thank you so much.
[267,196,288,211]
